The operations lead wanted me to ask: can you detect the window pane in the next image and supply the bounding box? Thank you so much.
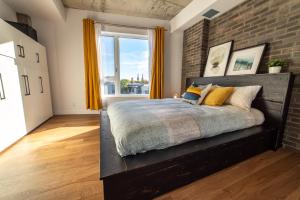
[119,37,149,95]
[100,36,115,95]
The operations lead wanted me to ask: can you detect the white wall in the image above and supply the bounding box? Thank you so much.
[0,0,17,21]
[52,0,66,20]
[3,0,66,22]
[31,18,61,113]
[32,9,172,114]
[0,0,183,115]
[165,31,183,98]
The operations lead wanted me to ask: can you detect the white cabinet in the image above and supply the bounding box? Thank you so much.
[38,46,52,122]
[0,19,53,151]
[0,55,27,152]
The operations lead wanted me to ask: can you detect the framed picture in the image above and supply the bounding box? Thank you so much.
[226,43,267,76]
[204,41,233,77]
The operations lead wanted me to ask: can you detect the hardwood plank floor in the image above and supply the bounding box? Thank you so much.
[0,115,299,200]
[0,115,103,200]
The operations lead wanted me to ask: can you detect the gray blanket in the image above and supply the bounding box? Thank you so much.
[107,99,264,157]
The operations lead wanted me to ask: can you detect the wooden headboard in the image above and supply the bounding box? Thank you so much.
[186,73,294,149]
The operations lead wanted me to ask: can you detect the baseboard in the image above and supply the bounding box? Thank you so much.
[53,109,100,115]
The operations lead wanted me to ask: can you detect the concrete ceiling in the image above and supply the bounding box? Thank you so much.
[62,0,193,20]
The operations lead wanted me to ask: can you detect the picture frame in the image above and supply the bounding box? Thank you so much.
[204,40,233,77]
[226,43,267,76]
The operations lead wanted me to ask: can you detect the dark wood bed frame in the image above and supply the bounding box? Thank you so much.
[100,73,293,200]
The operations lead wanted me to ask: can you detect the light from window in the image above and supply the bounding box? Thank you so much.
[100,36,115,95]
[100,34,149,96]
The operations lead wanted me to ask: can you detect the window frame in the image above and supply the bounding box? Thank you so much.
[100,32,150,98]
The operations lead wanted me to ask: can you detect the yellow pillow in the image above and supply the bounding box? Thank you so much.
[203,87,234,106]
[186,86,202,95]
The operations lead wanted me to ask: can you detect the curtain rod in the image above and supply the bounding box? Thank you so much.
[94,21,168,31]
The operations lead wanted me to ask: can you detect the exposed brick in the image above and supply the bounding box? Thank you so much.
[182,0,300,150]
[181,19,209,92]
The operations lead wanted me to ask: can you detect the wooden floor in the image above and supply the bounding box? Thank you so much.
[0,115,300,200]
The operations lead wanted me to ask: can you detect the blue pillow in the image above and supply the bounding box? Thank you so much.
[183,92,200,100]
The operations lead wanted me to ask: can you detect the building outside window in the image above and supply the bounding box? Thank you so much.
[99,32,150,97]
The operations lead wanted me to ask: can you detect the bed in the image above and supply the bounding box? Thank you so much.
[100,73,293,200]
[107,99,265,157]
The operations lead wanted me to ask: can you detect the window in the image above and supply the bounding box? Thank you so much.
[100,33,150,96]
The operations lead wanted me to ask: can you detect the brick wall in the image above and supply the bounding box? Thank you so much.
[182,0,300,150]
[181,19,209,91]
[209,0,300,73]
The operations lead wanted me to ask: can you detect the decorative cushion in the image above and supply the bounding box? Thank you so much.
[186,86,202,96]
[182,85,202,104]
[197,84,212,105]
[203,87,234,106]
[182,83,213,105]
[225,85,262,110]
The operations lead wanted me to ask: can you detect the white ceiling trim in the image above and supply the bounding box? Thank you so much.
[3,0,66,21]
[170,0,248,33]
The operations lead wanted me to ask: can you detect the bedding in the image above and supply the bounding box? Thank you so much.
[225,85,262,110]
[107,99,265,157]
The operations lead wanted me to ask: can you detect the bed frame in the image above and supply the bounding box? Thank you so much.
[100,73,293,200]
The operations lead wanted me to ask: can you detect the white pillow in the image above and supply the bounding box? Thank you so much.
[197,84,212,104]
[225,85,262,110]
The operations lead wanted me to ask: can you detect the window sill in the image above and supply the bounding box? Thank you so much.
[102,95,149,108]
[103,95,149,98]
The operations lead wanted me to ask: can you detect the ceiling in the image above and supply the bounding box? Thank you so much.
[3,0,66,21]
[62,0,193,20]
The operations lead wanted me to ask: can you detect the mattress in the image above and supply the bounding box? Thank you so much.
[107,98,265,157]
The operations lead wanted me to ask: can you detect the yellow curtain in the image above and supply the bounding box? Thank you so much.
[83,18,102,110]
[150,27,165,99]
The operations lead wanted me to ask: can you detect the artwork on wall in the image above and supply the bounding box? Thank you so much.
[226,43,267,76]
[204,41,233,77]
